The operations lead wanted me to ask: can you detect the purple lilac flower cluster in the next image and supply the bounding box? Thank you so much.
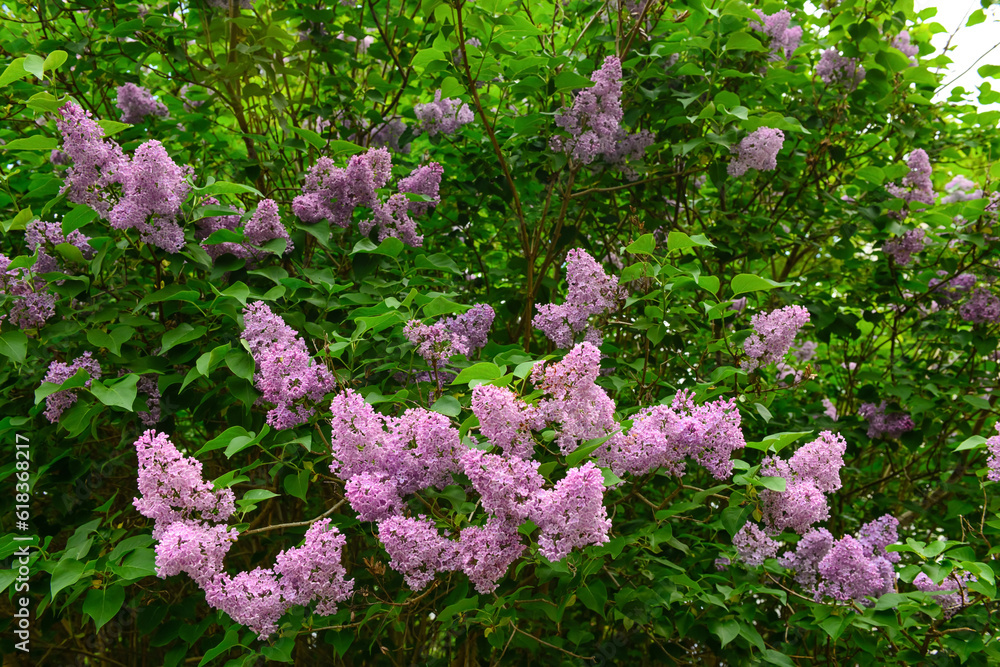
[56,102,192,253]
[913,571,976,618]
[42,352,102,423]
[742,305,810,372]
[533,248,627,348]
[116,83,169,124]
[779,515,899,603]
[728,127,785,178]
[404,304,496,366]
[959,287,1000,324]
[0,254,57,329]
[241,302,335,429]
[414,90,474,137]
[941,175,982,204]
[758,432,847,535]
[292,148,442,247]
[883,228,927,266]
[133,431,352,638]
[329,380,611,592]
[985,423,1000,482]
[891,31,919,65]
[597,389,745,479]
[733,522,780,567]
[886,149,934,213]
[928,271,976,306]
[549,56,654,176]
[195,197,246,260]
[858,402,913,440]
[25,220,95,274]
[751,10,802,60]
[471,383,545,459]
[198,198,293,265]
[816,48,865,90]
[137,374,161,426]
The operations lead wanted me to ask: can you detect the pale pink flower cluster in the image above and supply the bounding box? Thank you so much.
[42,351,102,423]
[759,432,847,536]
[742,305,811,372]
[132,430,353,638]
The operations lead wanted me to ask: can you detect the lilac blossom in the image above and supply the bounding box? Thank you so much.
[928,271,976,305]
[344,472,404,522]
[532,462,611,562]
[758,432,847,535]
[116,83,169,124]
[292,148,391,226]
[132,430,236,533]
[271,519,354,616]
[42,352,102,423]
[883,228,927,265]
[959,287,1000,323]
[733,522,780,567]
[822,398,838,421]
[107,139,191,253]
[154,520,237,583]
[913,571,975,618]
[986,423,1000,482]
[241,302,335,429]
[751,10,802,60]
[377,515,460,591]
[242,198,293,259]
[816,48,865,90]
[941,175,982,204]
[404,304,495,366]
[471,383,544,459]
[886,149,934,212]
[792,341,818,363]
[532,342,619,455]
[742,304,810,372]
[49,149,69,165]
[361,193,423,246]
[858,402,913,439]
[779,528,835,589]
[0,254,57,329]
[137,374,161,426]
[533,248,626,348]
[816,535,887,601]
[728,127,784,178]
[196,197,247,260]
[56,101,128,217]
[458,517,525,593]
[25,220,94,274]
[549,56,653,174]
[397,163,444,216]
[891,31,919,65]
[415,90,474,137]
[461,449,544,523]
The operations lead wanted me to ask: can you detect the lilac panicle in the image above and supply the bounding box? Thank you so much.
[858,402,913,439]
[243,198,293,256]
[532,342,619,454]
[292,148,392,227]
[886,149,934,213]
[728,127,784,178]
[132,430,236,534]
[458,517,524,593]
[414,90,474,137]
[733,522,780,567]
[891,31,919,65]
[405,304,495,366]
[751,10,802,60]
[461,449,544,523]
[816,535,887,602]
[883,228,927,266]
[788,431,847,494]
[816,48,865,90]
[742,305,810,372]
[397,163,444,216]
[116,83,169,124]
[549,55,653,174]
[986,423,1000,482]
[471,383,544,459]
[137,374,162,426]
[42,351,102,423]
[959,287,1000,323]
[26,219,94,274]
[377,515,460,591]
[531,461,611,562]
[56,101,128,216]
[241,302,335,429]
[533,248,626,348]
[913,571,975,618]
[942,175,981,203]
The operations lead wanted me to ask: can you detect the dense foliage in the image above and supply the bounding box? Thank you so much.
[2,0,1000,664]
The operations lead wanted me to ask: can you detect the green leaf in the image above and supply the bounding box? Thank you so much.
[97,119,131,137]
[50,558,86,598]
[192,180,263,198]
[225,349,254,380]
[326,140,366,156]
[3,207,33,233]
[291,126,326,149]
[197,426,251,456]
[955,435,987,451]
[53,242,85,264]
[725,32,766,52]
[431,395,462,417]
[225,424,270,458]
[554,71,594,92]
[134,284,201,310]
[90,374,139,411]
[566,431,619,467]
[83,585,125,631]
[0,330,28,362]
[626,233,655,255]
[436,595,478,626]
[199,629,242,667]
[759,476,786,492]
[1,135,59,151]
[754,402,773,422]
[353,237,404,257]
[42,50,68,74]
[668,231,716,250]
[35,367,91,404]
[963,395,992,411]
[160,324,208,354]
[0,58,28,88]
[714,619,740,647]
[23,54,44,80]
[451,363,502,385]
[86,326,135,356]
[283,470,309,502]
[731,273,793,295]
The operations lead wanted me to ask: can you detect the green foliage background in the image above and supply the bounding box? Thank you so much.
[2,0,1000,664]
